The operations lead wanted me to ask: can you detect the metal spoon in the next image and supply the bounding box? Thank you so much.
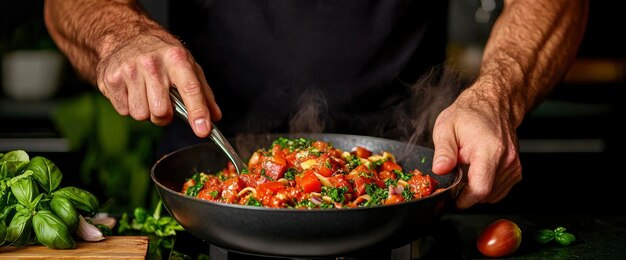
[169,87,246,174]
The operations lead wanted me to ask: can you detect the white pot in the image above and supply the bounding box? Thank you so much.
[2,50,63,101]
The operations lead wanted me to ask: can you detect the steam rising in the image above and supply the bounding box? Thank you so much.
[288,89,328,134]
[235,66,464,159]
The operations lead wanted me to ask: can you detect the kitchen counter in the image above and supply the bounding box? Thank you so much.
[164,213,626,259]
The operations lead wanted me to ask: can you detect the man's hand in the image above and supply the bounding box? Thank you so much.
[432,88,522,209]
[44,0,221,138]
[96,34,221,138]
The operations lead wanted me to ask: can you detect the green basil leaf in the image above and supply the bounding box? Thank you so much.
[10,171,39,207]
[32,210,76,249]
[5,209,33,246]
[0,219,7,245]
[52,187,99,216]
[50,196,79,233]
[26,156,63,193]
[554,226,567,234]
[555,232,576,246]
[535,229,555,244]
[0,150,30,178]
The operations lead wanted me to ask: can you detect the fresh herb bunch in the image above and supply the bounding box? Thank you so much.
[117,200,183,237]
[535,226,576,246]
[0,150,100,249]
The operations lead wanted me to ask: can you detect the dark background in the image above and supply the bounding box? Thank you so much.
[1,1,624,215]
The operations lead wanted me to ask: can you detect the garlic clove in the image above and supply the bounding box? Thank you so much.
[77,215,105,242]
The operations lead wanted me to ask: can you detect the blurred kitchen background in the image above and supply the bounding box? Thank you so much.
[0,1,624,214]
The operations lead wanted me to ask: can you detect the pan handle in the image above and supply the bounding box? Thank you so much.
[169,87,247,174]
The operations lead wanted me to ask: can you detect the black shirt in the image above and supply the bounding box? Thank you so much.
[162,0,449,152]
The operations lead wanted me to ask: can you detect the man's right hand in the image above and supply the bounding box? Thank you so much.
[95,34,221,138]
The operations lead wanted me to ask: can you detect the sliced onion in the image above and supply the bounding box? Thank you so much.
[310,197,323,206]
[237,187,257,197]
[310,192,322,198]
[314,173,335,187]
[322,196,333,203]
[388,185,404,196]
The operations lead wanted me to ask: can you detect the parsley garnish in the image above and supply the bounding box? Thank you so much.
[246,197,262,207]
[322,186,348,203]
[209,190,219,198]
[346,155,361,170]
[394,170,413,181]
[363,183,388,207]
[401,187,414,201]
[284,168,297,180]
[185,173,208,197]
[272,137,312,152]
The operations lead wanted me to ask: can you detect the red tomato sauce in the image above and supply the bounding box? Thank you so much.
[181,137,438,209]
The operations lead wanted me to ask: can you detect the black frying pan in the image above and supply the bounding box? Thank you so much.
[151,133,462,257]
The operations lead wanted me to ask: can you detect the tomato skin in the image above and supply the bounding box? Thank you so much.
[384,194,404,205]
[353,146,372,158]
[296,170,322,193]
[382,161,402,172]
[378,170,396,181]
[477,219,522,258]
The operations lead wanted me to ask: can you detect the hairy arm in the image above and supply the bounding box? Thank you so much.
[432,0,589,208]
[44,0,221,137]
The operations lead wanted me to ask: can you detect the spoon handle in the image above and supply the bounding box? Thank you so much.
[169,87,246,174]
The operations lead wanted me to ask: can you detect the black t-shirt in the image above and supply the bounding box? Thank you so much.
[161,0,449,152]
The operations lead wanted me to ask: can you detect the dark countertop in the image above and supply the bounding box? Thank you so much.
[164,213,626,259]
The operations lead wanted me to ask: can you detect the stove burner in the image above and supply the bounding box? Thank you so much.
[171,219,464,260]
[207,237,435,260]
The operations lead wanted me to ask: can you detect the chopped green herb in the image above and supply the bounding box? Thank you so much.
[363,183,388,207]
[284,168,297,180]
[209,190,218,198]
[401,187,414,201]
[321,186,348,203]
[346,155,361,170]
[240,168,250,175]
[384,178,398,187]
[272,137,312,152]
[185,173,207,197]
[393,170,413,181]
[420,156,427,164]
[371,159,387,170]
[246,197,262,207]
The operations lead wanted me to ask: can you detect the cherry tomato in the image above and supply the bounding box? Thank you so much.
[477,219,522,257]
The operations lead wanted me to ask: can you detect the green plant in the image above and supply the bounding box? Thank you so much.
[0,150,100,249]
[51,92,162,213]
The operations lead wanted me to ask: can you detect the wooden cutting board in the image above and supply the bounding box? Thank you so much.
[0,236,148,259]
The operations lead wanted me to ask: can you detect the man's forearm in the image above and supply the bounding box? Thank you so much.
[44,0,175,83]
[471,0,589,126]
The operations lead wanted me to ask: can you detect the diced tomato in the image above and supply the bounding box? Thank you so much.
[382,161,402,172]
[312,141,329,152]
[329,175,353,192]
[352,176,371,197]
[378,170,396,181]
[262,159,287,180]
[353,146,372,159]
[257,181,287,196]
[349,165,377,178]
[384,194,404,205]
[296,170,322,193]
[407,171,437,198]
[197,188,221,201]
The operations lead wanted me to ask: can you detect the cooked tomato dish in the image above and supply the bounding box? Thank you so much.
[181,137,439,209]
